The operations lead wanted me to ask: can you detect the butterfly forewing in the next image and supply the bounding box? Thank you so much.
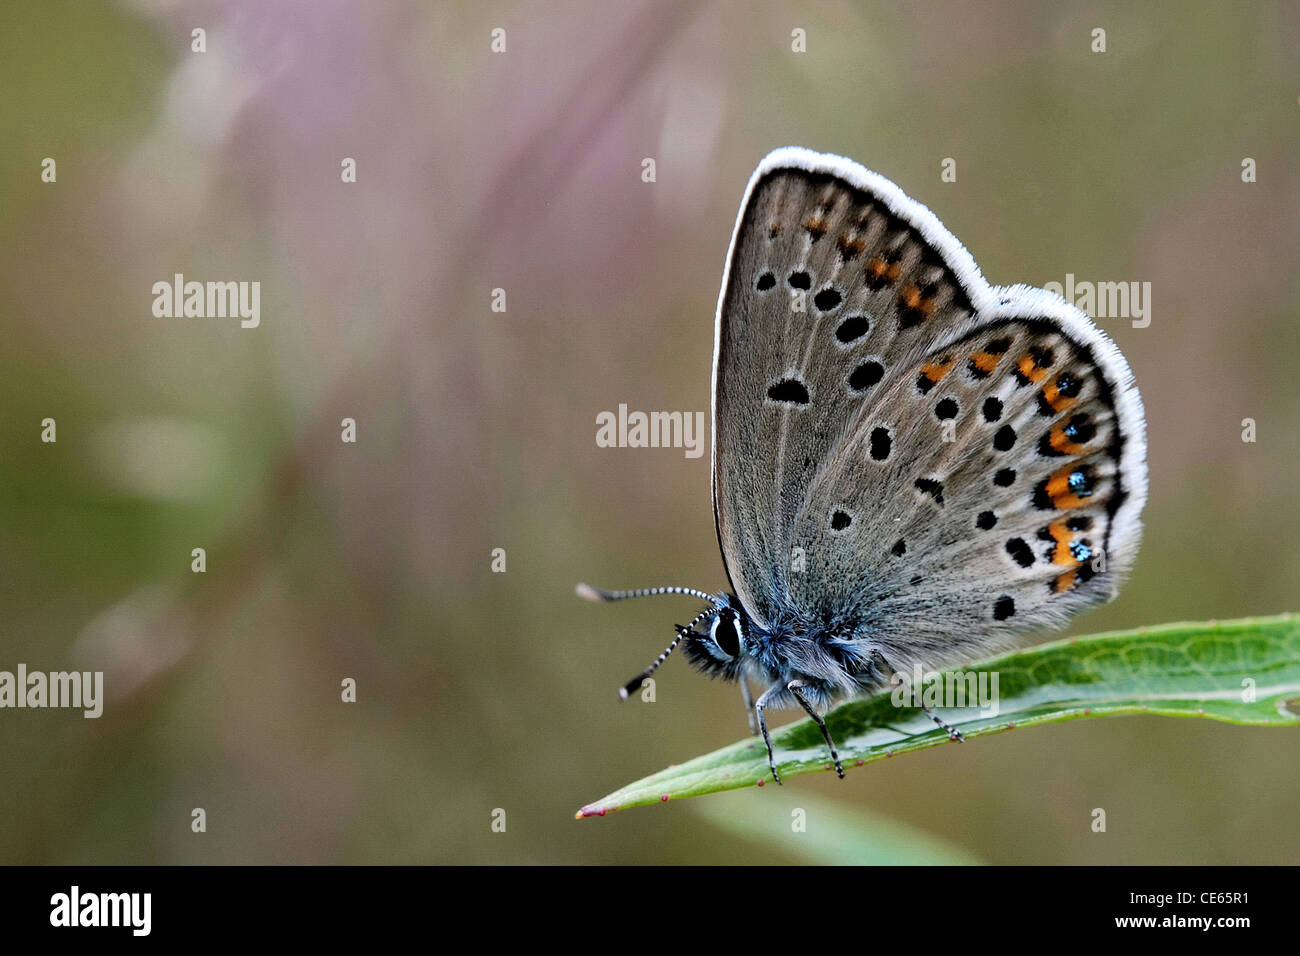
[714,159,982,629]
[713,149,1145,674]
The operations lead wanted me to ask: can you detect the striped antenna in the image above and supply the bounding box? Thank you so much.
[576,583,720,606]
[618,607,714,701]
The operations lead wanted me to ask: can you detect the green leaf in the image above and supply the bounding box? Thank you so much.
[576,614,1300,818]
[691,790,982,865]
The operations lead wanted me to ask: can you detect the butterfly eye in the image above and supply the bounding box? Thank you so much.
[709,610,742,658]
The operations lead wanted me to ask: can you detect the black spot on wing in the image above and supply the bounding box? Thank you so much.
[768,379,809,405]
[835,316,869,343]
[1006,538,1034,567]
[813,287,843,312]
[849,361,884,393]
[869,427,891,461]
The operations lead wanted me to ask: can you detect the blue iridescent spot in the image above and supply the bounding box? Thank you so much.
[1068,470,1092,496]
[1070,541,1093,562]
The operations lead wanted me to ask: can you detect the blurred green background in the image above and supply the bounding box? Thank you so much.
[1,0,1296,864]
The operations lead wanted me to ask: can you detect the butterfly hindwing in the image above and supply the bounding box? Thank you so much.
[713,149,1146,672]
[789,299,1146,671]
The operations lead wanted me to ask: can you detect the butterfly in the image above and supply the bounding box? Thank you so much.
[578,147,1147,783]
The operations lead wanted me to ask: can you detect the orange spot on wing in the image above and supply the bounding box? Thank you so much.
[1046,519,1076,565]
[920,355,956,385]
[803,218,827,241]
[969,350,1001,374]
[1017,354,1049,384]
[1043,468,1070,502]
[1041,381,1076,414]
[1047,423,1088,456]
[866,256,902,286]
[1043,516,1098,593]
[899,283,933,313]
[1042,464,1093,510]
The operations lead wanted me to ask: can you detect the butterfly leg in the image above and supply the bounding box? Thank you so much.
[869,649,965,743]
[739,679,759,735]
[787,680,844,779]
[753,686,784,785]
[921,705,964,742]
